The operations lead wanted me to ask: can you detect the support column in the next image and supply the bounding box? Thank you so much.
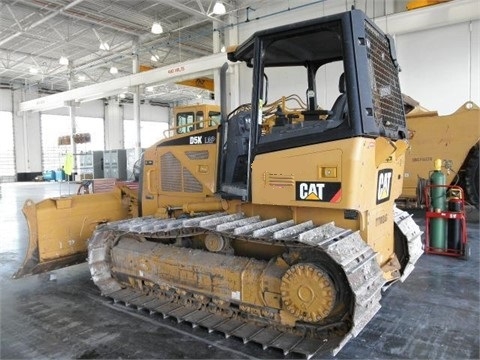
[224,15,240,111]
[68,71,77,172]
[104,98,124,150]
[132,42,141,160]
[12,86,42,180]
[213,21,222,104]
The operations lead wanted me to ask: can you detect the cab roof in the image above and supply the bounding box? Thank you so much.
[227,10,357,68]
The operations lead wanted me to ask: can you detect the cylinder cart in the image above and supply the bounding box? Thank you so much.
[424,185,469,260]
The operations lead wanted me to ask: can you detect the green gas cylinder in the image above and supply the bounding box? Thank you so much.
[430,159,447,250]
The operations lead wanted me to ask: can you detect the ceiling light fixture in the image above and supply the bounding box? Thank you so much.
[109,66,118,74]
[213,1,226,15]
[99,41,110,51]
[59,55,69,66]
[150,54,159,62]
[92,28,110,51]
[77,74,86,82]
[29,67,39,74]
[151,21,163,35]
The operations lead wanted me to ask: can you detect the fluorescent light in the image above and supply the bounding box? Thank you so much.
[151,21,163,34]
[213,1,226,15]
[99,41,110,51]
[59,56,69,65]
[150,54,159,62]
[77,74,86,82]
[29,67,39,74]
[109,66,118,74]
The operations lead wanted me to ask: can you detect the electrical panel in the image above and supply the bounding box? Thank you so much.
[103,149,127,180]
[77,151,104,179]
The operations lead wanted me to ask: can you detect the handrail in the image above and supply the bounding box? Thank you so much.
[163,118,220,138]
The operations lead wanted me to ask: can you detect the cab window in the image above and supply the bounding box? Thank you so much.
[176,112,194,134]
[209,111,221,127]
[196,111,204,129]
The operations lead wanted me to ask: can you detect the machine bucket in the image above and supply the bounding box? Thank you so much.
[13,188,130,279]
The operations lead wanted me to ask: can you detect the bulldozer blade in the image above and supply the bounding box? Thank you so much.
[14,188,130,279]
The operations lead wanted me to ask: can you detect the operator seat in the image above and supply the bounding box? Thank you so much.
[327,73,347,121]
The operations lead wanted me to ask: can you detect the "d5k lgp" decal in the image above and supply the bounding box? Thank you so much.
[295,182,342,202]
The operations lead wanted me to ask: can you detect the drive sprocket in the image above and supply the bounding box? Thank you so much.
[281,264,336,322]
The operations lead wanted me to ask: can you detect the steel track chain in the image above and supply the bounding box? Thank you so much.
[393,205,424,281]
[88,209,422,358]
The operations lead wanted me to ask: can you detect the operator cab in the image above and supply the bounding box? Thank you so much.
[174,105,221,135]
[219,9,406,200]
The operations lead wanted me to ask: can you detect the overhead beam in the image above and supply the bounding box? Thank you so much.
[20,52,231,112]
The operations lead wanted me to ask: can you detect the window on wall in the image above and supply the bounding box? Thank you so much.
[0,111,16,181]
[123,120,168,149]
[41,114,104,171]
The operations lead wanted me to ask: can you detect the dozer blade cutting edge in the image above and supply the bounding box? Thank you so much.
[14,187,130,279]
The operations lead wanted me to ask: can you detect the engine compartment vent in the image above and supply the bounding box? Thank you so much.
[266,173,295,187]
[161,152,203,193]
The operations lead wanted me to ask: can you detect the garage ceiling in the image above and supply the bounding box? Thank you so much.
[0,0,279,103]
[3,0,463,105]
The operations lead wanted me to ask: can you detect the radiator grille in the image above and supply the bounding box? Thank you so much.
[365,22,405,131]
[161,152,203,193]
[161,152,182,192]
[186,150,209,160]
[183,168,203,193]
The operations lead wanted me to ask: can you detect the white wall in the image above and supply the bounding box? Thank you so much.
[105,98,124,150]
[12,88,42,173]
[42,99,104,118]
[123,102,169,122]
[396,20,479,114]
[0,89,12,112]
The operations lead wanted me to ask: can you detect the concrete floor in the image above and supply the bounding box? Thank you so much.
[0,182,478,359]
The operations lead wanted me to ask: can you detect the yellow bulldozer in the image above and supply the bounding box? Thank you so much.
[399,95,479,209]
[15,9,423,358]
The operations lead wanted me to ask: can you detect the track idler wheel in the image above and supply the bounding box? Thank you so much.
[280,264,336,323]
[204,233,233,254]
